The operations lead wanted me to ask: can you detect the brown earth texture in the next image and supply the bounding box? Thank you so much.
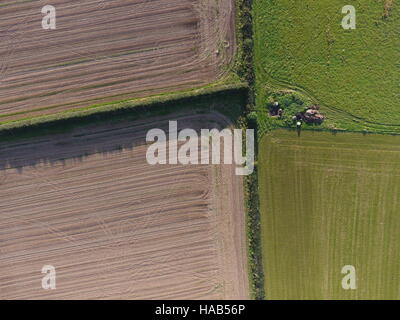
[0,112,248,299]
[0,0,235,122]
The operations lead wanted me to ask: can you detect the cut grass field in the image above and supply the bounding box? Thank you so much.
[259,130,400,299]
[254,0,400,133]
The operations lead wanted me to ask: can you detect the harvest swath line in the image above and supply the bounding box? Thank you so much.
[0,0,235,122]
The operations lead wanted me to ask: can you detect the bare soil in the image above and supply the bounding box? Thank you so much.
[0,112,248,300]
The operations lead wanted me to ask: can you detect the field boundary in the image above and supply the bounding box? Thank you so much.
[0,82,248,140]
[235,0,265,300]
[254,1,400,137]
[257,76,400,137]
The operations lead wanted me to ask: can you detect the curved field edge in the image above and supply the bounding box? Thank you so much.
[0,83,248,141]
[253,1,400,136]
[0,0,246,136]
[0,112,249,299]
[256,78,400,137]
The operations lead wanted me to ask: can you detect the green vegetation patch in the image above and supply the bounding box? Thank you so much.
[254,1,400,132]
[259,129,400,299]
[0,85,247,142]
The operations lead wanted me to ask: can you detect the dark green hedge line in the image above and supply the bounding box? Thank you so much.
[236,0,255,110]
[245,164,265,300]
[0,84,247,142]
[237,0,266,300]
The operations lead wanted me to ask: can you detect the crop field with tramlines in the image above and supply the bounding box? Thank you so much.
[259,130,400,299]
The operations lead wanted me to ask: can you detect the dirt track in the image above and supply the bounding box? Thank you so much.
[0,0,235,122]
[0,112,248,299]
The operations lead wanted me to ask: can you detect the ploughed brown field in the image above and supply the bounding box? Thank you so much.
[0,112,248,299]
[0,0,235,122]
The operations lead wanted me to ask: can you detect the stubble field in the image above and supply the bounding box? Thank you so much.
[0,0,235,123]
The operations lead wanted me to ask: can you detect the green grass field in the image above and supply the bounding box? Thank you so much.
[259,130,400,299]
[254,0,400,133]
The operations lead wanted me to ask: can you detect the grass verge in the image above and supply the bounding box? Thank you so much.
[235,0,265,300]
[0,84,247,142]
